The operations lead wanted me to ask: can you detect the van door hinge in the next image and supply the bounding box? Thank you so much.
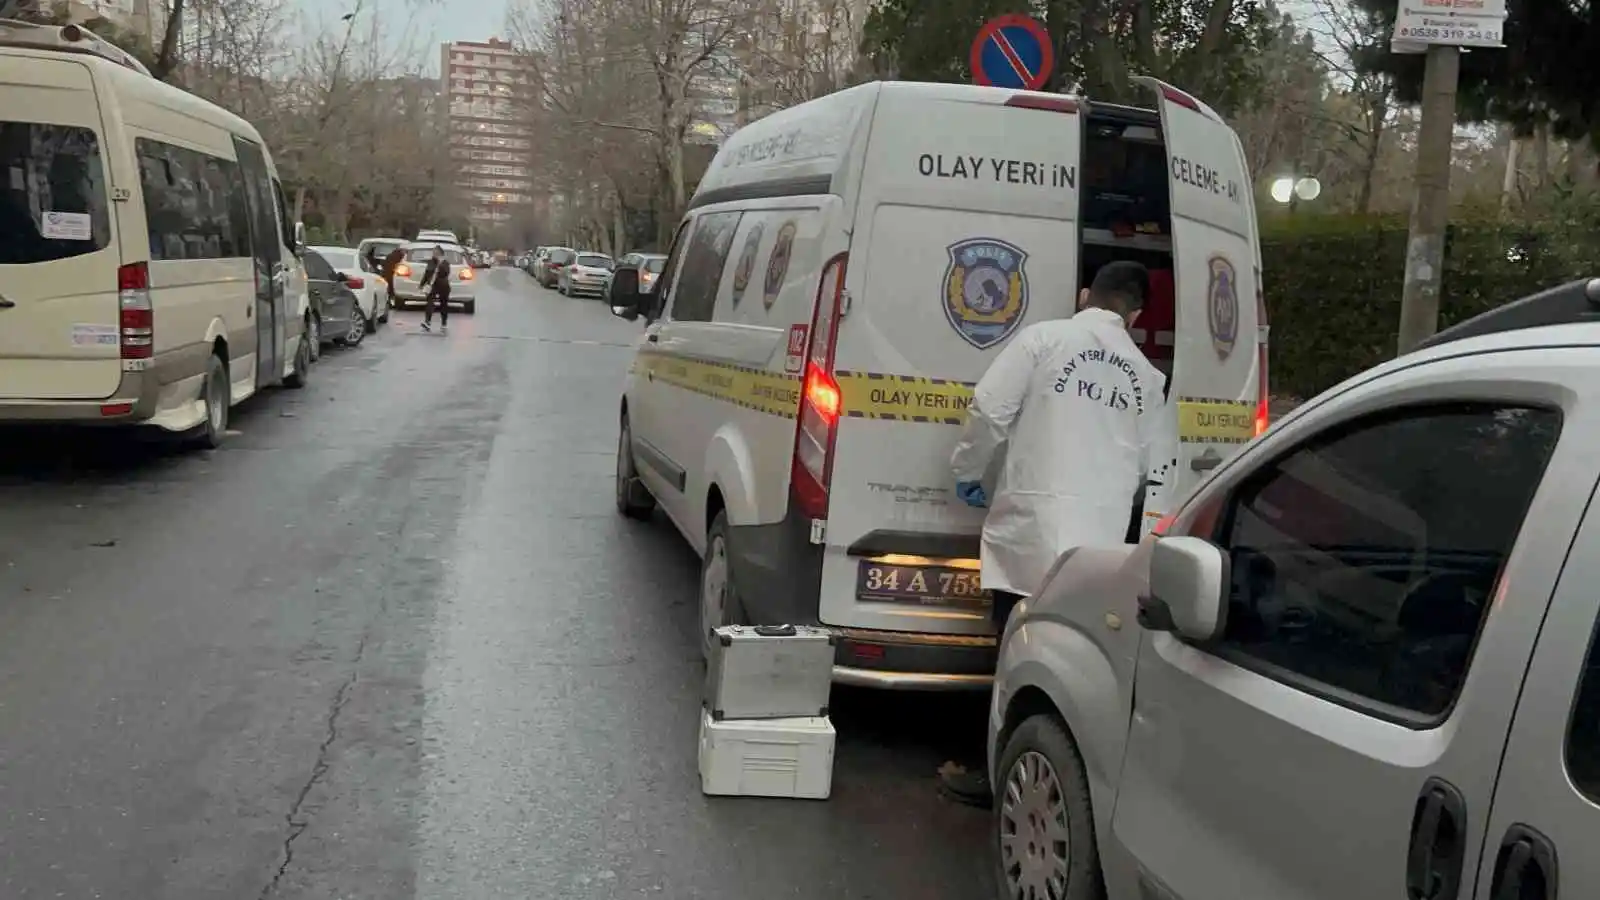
[809,519,826,544]
[111,187,131,202]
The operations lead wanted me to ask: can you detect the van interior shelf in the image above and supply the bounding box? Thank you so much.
[1082,228,1171,252]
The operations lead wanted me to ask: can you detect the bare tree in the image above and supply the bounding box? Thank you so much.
[733,0,862,120]
[1308,0,1393,214]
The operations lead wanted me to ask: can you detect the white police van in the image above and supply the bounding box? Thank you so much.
[607,79,1267,688]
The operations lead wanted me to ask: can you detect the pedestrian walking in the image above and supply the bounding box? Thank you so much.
[419,244,451,332]
[381,245,406,311]
[938,260,1168,808]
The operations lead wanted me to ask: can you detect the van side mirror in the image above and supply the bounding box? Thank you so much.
[1138,536,1229,641]
[609,265,642,321]
[293,220,305,248]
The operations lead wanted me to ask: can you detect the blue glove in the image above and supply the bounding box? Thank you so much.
[956,481,988,508]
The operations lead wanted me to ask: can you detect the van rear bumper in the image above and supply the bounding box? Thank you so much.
[0,368,158,424]
[832,627,997,690]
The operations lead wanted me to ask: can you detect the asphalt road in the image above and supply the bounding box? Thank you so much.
[0,268,994,900]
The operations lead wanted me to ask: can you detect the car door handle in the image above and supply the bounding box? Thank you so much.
[1190,449,1223,473]
[647,333,659,343]
[1488,824,1557,900]
[1406,777,1467,900]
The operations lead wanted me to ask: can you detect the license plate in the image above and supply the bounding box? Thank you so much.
[856,560,990,610]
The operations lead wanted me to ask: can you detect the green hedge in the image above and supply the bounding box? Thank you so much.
[1261,210,1600,399]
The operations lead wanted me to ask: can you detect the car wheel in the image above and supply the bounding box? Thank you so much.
[615,414,656,521]
[194,353,229,449]
[307,315,322,361]
[363,305,377,334]
[344,313,365,347]
[700,510,745,663]
[284,335,311,389]
[380,297,390,323]
[993,715,1105,900]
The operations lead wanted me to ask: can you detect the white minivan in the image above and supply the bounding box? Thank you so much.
[607,79,1268,688]
[0,21,311,447]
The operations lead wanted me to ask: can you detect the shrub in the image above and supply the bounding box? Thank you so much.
[1262,210,1600,399]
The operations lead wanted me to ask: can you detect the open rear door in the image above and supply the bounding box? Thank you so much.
[1134,77,1263,532]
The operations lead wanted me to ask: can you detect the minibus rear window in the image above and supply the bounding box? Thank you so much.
[1081,124,1170,235]
[0,122,111,264]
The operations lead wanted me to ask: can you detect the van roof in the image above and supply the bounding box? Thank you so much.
[692,80,1156,209]
[0,41,263,145]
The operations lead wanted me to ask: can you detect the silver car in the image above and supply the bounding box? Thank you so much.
[987,277,1600,900]
[301,247,365,348]
[558,252,614,298]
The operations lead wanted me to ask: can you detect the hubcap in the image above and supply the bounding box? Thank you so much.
[616,425,632,502]
[701,534,728,643]
[1000,750,1072,899]
[208,369,225,432]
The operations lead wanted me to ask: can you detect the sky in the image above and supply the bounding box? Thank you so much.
[291,0,516,73]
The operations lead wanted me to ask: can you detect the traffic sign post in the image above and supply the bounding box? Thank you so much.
[969,14,1054,92]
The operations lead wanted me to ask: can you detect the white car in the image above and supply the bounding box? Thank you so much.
[390,242,477,313]
[607,78,1266,684]
[989,278,1600,900]
[559,252,614,298]
[307,245,386,329]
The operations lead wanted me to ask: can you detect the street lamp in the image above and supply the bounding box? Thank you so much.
[1270,175,1322,205]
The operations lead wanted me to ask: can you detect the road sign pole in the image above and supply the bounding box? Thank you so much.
[1396,44,1461,354]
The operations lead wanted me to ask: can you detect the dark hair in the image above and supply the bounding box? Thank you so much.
[1087,260,1149,314]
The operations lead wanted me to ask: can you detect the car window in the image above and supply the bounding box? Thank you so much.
[577,254,613,269]
[406,247,464,265]
[1212,403,1560,721]
[669,211,742,323]
[0,121,113,265]
[320,251,357,272]
[302,249,334,280]
[644,257,666,274]
[549,248,575,264]
[1568,614,1600,802]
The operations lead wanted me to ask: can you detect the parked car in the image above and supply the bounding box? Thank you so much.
[537,247,575,287]
[356,236,405,271]
[559,252,614,297]
[307,245,386,329]
[389,242,477,313]
[616,252,666,293]
[300,248,365,348]
[526,247,549,275]
[986,280,1600,900]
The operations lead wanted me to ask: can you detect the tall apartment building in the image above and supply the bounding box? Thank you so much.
[440,37,537,231]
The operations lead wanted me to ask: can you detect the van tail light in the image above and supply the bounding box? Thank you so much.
[395,263,412,278]
[791,252,848,519]
[460,267,474,281]
[117,262,153,360]
[1151,513,1177,536]
[1253,274,1270,437]
[345,276,365,289]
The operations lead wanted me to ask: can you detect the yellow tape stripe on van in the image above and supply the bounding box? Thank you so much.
[635,352,1259,440]
[1176,397,1257,444]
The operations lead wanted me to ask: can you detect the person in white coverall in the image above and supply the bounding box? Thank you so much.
[937,260,1168,808]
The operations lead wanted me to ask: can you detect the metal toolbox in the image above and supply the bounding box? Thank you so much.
[705,624,835,721]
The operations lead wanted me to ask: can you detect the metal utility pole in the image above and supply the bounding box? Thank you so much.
[1396,45,1461,354]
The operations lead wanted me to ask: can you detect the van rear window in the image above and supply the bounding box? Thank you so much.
[1081,124,1171,235]
[0,122,111,265]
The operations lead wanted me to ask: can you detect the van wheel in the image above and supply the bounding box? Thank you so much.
[993,715,1105,900]
[615,415,656,520]
[284,336,311,389]
[700,511,745,662]
[194,353,229,450]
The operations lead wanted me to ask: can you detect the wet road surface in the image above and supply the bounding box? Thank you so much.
[0,268,993,899]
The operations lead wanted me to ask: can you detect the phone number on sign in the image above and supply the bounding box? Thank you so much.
[1396,23,1501,42]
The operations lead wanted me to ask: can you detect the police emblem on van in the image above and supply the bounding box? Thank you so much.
[764,220,797,311]
[730,221,764,308]
[1207,255,1239,360]
[944,238,1029,350]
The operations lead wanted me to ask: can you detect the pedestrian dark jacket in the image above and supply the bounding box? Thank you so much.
[382,247,406,280]
[421,258,451,297]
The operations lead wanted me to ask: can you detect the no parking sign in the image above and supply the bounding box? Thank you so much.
[969,14,1054,91]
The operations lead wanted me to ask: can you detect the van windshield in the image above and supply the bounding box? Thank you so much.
[1081,123,1171,235]
[0,121,112,265]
